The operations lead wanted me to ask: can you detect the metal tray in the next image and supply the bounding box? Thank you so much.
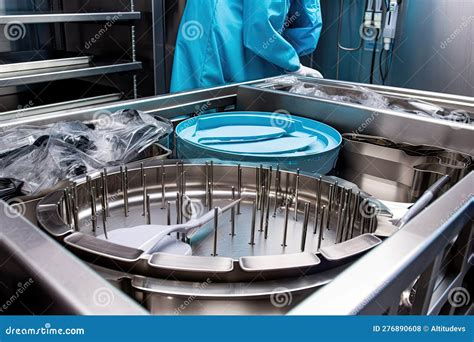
[36,160,383,284]
[0,51,92,74]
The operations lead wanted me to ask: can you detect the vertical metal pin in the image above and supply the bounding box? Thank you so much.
[100,173,106,225]
[281,202,290,247]
[63,189,71,226]
[176,193,181,225]
[267,166,273,191]
[90,187,97,232]
[205,162,209,207]
[73,206,79,232]
[264,190,271,239]
[342,207,349,243]
[256,166,261,210]
[230,186,236,236]
[161,169,166,209]
[175,193,181,239]
[344,188,350,210]
[120,166,124,192]
[263,167,272,239]
[344,191,353,241]
[258,165,263,210]
[249,201,257,245]
[102,204,108,239]
[210,160,214,200]
[142,173,147,216]
[333,181,339,212]
[324,203,330,231]
[294,168,300,221]
[301,202,310,252]
[342,192,352,242]
[68,189,75,225]
[264,198,271,239]
[336,188,347,239]
[317,205,326,251]
[237,164,242,214]
[208,182,213,210]
[103,168,109,217]
[140,165,146,216]
[166,201,171,226]
[273,164,280,217]
[327,184,334,227]
[124,166,129,217]
[313,176,322,234]
[146,194,151,225]
[259,185,265,232]
[100,172,106,215]
[180,193,185,224]
[211,207,219,256]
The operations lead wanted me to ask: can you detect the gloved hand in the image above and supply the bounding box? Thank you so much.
[287,64,323,78]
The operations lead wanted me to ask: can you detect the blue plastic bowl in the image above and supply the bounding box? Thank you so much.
[176,111,342,175]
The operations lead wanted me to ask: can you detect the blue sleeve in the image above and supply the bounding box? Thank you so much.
[243,0,301,72]
[283,0,323,56]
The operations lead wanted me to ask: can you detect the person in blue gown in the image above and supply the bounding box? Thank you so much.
[171,0,323,92]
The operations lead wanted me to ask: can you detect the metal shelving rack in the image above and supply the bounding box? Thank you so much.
[0,12,141,24]
[0,59,142,88]
[0,2,143,114]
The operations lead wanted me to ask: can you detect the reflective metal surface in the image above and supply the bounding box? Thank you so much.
[237,79,474,155]
[319,234,382,261]
[0,61,142,88]
[0,93,123,118]
[0,12,141,24]
[0,52,92,74]
[37,161,380,280]
[0,78,259,125]
[338,133,472,202]
[33,158,388,315]
[0,1,147,114]
[0,201,147,315]
[290,172,473,315]
[258,77,474,120]
[1,75,471,315]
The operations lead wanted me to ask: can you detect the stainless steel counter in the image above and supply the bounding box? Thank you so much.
[0,76,472,315]
[0,201,147,315]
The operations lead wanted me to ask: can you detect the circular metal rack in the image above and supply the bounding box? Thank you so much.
[37,160,384,314]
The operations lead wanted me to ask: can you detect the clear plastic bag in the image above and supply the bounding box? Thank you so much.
[264,75,300,86]
[0,136,61,194]
[0,125,48,157]
[0,109,173,195]
[289,83,390,109]
[284,78,472,124]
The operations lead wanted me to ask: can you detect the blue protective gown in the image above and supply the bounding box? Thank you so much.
[170,0,322,92]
